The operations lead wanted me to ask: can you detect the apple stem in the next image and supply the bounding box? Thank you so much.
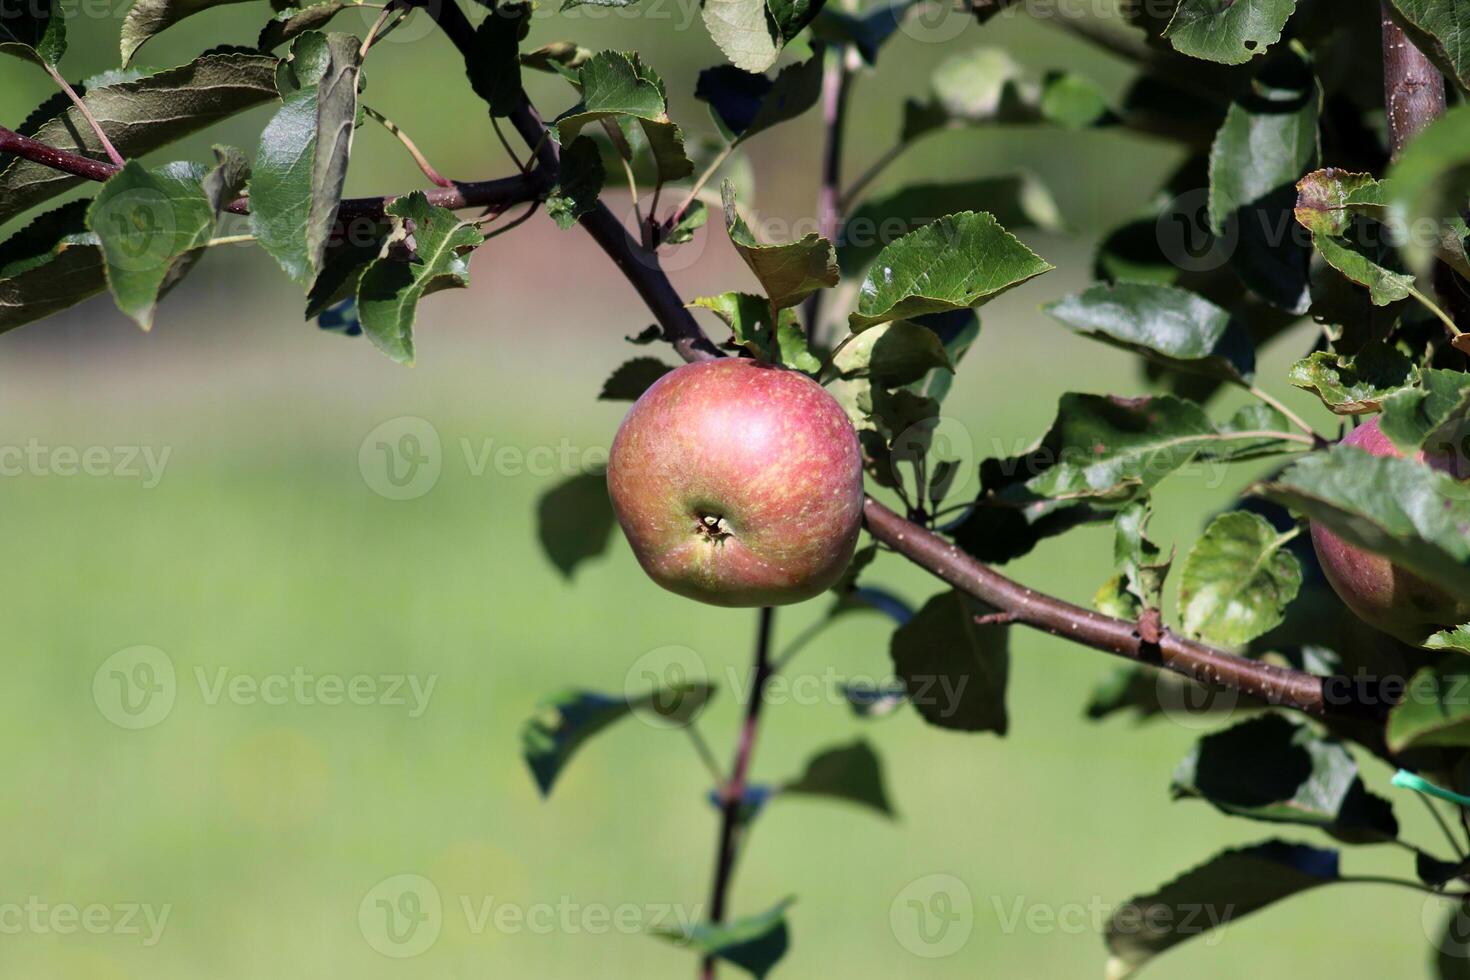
[700,605,776,979]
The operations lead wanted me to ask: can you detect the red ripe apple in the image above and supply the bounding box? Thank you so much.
[1310,416,1470,646]
[607,358,865,607]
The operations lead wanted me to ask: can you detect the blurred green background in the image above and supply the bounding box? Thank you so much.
[0,3,1453,977]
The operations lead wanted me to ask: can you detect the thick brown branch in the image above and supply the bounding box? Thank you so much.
[1381,3,1447,158]
[0,123,540,219]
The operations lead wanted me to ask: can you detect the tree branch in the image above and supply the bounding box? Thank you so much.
[803,45,853,340]
[701,606,776,979]
[0,124,540,219]
[1380,2,1446,159]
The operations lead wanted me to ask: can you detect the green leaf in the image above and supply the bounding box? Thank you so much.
[665,199,707,245]
[690,292,823,373]
[546,135,604,230]
[0,51,280,225]
[1209,49,1319,312]
[520,41,592,76]
[1294,168,1392,237]
[1379,368,1470,453]
[121,0,254,64]
[838,175,1061,277]
[1105,840,1339,978]
[695,58,823,144]
[1314,231,1416,305]
[0,0,65,64]
[598,357,671,401]
[1171,714,1397,842]
[1112,499,1172,611]
[1386,0,1470,93]
[536,470,616,578]
[249,32,361,286]
[1044,282,1255,383]
[465,1,529,116]
[849,211,1051,330]
[832,320,953,387]
[721,182,837,311]
[87,161,215,330]
[654,897,793,979]
[1005,394,1295,506]
[0,200,105,333]
[1179,512,1302,647]
[554,51,692,184]
[522,683,716,796]
[1288,341,1419,414]
[1164,0,1296,64]
[355,192,482,364]
[258,3,348,51]
[1258,446,1470,597]
[1387,659,1470,752]
[782,740,895,818]
[890,590,1009,733]
[1426,625,1470,654]
[1388,103,1470,277]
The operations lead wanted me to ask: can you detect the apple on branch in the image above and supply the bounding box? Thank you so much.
[1310,416,1470,646]
[606,358,865,607]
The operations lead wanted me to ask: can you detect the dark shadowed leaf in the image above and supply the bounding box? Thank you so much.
[1433,904,1470,977]
[1388,104,1470,278]
[0,51,279,224]
[849,210,1050,330]
[1044,282,1255,383]
[783,740,895,818]
[465,2,529,116]
[890,590,1009,733]
[355,192,482,364]
[832,319,953,387]
[522,682,715,795]
[258,3,348,51]
[1179,511,1302,647]
[0,0,65,64]
[121,0,253,64]
[1105,840,1339,978]
[654,897,793,979]
[599,357,671,400]
[547,135,605,229]
[695,56,821,143]
[1378,369,1470,454]
[536,470,617,578]
[1171,714,1397,842]
[0,200,105,332]
[811,0,911,64]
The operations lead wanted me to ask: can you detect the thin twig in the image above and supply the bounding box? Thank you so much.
[490,115,527,173]
[1418,793,1470,860]
[358,1,405,57]
[1410,286,1464,338]
[666,142,733,230]
[804,45,854,342]
[701,606,776,980]
[684,724,726,784]
[41,61,123,167]
[1243,383,1327,444]
[363,105,453,188]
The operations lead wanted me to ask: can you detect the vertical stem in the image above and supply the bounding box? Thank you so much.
[1380,3,1446,159]
[803,47,853,343]
[700,606,776,979]
[41,61,123,167]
